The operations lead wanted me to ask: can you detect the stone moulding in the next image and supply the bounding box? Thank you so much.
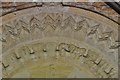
[1,2,119,25]
[0,4,119,78]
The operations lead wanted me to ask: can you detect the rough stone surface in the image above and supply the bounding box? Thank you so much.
[0,2,119,78]
[0,2,119,23]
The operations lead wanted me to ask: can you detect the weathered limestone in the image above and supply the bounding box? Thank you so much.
[1,4,118,78]
[2,41,118,78]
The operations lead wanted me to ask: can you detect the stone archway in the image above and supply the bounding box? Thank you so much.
[1,3,119,78]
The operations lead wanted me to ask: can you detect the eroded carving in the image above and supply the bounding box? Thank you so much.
[2,13,117,57]
[109,41,120,49]
[30,17,42,31]
[19,20,30,33]
[14,52,21,60]
[2,42,117,78]
[87,24,99,36]
[87,50,99,62]
[2,63,9,69]
[2,12,118,78]
[98,31,112,41]
[58,43,70,52]
[74,20,84,31]
[104,66,113,74]
[42,15,56,30]
[63,16,76,30]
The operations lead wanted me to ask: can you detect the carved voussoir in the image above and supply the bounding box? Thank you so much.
[67,44,76,53]
[14,52,21,60]
[104,65,113,74]
[1,4,118,78]
[94,56,102,65]
[19,20,30,33]
[2,62,9,69]
[43,15,56,30]
[87,50,99,61]
[30,17,41,31]
[58,43,70,52]
[98,31,112,41]
[87,24,99,36]
[109,41,120,49]
[74,20,86,31]
[0,37,7,42]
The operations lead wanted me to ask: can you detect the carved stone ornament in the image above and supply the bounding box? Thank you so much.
[0,3,119,78]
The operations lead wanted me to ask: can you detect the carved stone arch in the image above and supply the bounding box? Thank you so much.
[0,3,119,78]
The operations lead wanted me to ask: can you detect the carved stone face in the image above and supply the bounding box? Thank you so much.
[1,4,119,78]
